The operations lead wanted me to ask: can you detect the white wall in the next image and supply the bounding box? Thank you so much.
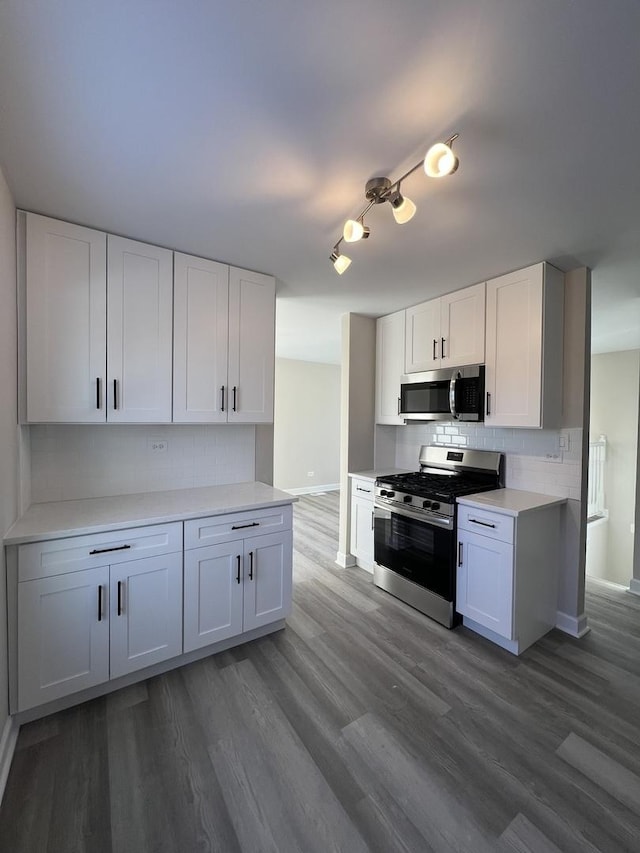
[30,424,256,502]
[273,358,340,493]
[590,349,640,585]
[0,167,18,742]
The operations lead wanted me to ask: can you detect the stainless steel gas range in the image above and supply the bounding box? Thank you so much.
[373,445,502,628]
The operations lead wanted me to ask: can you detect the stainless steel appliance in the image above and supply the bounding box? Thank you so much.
[373,445,502,627]
[399,365,485,422]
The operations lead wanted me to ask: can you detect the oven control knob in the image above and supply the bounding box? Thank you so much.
[380,489,388,496]
[403,495,412,504]
[431,502,440,511]
[387,491,395,498]
[422,500,431,509]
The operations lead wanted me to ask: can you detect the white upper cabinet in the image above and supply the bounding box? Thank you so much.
[173,253,229,423]
[227,267,275,423]
[405,282,485,373]
[484,262,564,428]
[107,236,173,423]
[24,213,107,423]
[375,310,406,425]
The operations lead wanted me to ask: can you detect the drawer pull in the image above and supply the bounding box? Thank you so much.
[97,585,103,622]
[113,379,119,410]
[231,522,260,530]
[89,544,132,555]
[248,550,254,580]
[232,385,237,412]
[469,518,496,529]
[96,377,102,410]
[117,580,124,616]
[458,542,463,566]
[356,486,371,493]
[371,510,374,530]
[236,554,241,584]
[221,385,225,412]
[486,392,491,415]
[441,337,446,358]
[433,338,437,360]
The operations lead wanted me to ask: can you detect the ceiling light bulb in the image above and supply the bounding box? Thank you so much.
[390,193,416,224]
[330,250,352,274]
[424,142,459,178]
[343,219,370,242]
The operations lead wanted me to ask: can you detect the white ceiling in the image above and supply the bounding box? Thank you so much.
[0,0,639,364]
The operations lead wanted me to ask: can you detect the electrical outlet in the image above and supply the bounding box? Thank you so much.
[307,471,314,478]
[148,439,168,453]
[544,453,562,463]
[558,434,569,451]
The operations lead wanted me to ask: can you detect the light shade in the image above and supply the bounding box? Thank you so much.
[330,249,352,274]
[390,192,417,224]
[424,142,459,178]
[343,219,370,242]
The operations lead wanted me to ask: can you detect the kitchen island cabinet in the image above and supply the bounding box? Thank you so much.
[456,489,566,655]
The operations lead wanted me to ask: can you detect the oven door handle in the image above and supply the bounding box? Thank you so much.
[449,371,460,420]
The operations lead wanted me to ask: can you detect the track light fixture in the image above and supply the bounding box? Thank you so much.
[330,133,459,273]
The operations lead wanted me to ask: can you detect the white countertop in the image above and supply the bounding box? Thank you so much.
[349,468,412,482]
[4,482,297,546]
[457,488,567,517]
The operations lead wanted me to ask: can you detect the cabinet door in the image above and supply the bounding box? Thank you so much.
[441,282,485,367]
[17,566,109,711]
[110,552,183,678]
[243,531,292,631]
[25,213,107,423]
[405,298,441,372]
[183,542,244,652]
[350,495,375,567]
[107,236,173,423]
[375,311,406,424]
[227,267,275,423]
[484,264,544,428]
[456,529,514,639]
[173,252,229,423]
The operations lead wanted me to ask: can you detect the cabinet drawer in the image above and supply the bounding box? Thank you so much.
[457,506,514,544]
[350,477,375,500]
[18,522,183,582]
[184,504,292,550]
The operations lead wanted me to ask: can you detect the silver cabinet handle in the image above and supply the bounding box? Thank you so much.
[470,518,496,529]
[236,554,241,584]
[221,386,225,412]
[96,377,102,410]
[117,580,124,616]
[248,550,254,580]
[486,391,491,415]
[397,397,401,416]
[449,371,459,420]
[458,542,463,566]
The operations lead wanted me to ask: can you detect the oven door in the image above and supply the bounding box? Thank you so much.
[373,505,455,601]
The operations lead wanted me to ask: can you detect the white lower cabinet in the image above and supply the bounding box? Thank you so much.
[183,530,292,652]
[17,549,183,711]
[456,497,562,655]
[349,476,375,571]
[18,566,110,711]
[109,553,183,679]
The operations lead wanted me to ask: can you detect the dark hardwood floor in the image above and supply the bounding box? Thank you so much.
[2,491,640,851]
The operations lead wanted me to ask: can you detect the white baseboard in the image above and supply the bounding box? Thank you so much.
[0,715,19,805]
[629,578,640,597]
[286,483,340,496]
[335,551,356,568]
[556,610,590,638]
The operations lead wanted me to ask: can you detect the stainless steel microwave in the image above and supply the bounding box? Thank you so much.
[399,365,485,422]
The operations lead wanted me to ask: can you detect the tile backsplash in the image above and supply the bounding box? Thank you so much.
[394,423,583,500]
[30,424,256,503]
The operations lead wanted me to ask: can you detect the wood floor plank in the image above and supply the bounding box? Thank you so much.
[499,812,564,853]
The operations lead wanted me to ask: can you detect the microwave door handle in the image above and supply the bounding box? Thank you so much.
[449,371,460,419]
